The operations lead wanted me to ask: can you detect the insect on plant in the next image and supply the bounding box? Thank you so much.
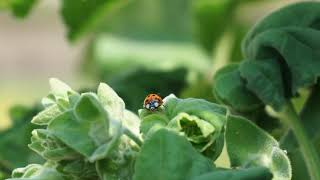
[143,94,163,111]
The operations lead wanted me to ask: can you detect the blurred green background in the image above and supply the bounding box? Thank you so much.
[0,0,306,178]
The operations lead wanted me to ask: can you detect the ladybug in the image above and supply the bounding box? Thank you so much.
[143,94,163,111]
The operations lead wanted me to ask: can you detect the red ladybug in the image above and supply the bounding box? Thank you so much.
[143,94,163,111]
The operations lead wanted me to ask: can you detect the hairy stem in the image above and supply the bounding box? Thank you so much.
[123,126,142,147]
[279,102,320,180]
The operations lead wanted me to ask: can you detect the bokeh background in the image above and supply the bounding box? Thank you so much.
[0,0,308,178]
[0,0,304,128]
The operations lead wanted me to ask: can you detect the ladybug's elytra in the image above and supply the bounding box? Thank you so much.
[143,94,163,111]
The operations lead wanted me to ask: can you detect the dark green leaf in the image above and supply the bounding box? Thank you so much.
[241,2,320,109]
[57,159,99,179]
[0,105,43,172]
[133,128,214,180]
[213,64,263,112]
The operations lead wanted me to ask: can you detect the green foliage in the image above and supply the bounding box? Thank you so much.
[193,167,272,180]
[6,1,320,180]
[9,0,37,18]
[226,115,291,179]
[280,84,320,180]
[193,0,239,52]
[214,2,320,111]
[133,128,214,180]
[7,79,140,180]
[212,2,320,180]
[0,105,43,178]
[88,34,210,111]
[61,0,123,41]
[8,164,66,180]
[7,79,291,179]
[213,64,262,112]
[139,95,226,160]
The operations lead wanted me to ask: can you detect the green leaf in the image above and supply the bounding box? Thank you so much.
[96,156,135,180]
[239,59,285,111]
[240,2,320,109]
[9,0,37,18]
[31,105,62,125]
[193,0,239,52]
[61,0,124,41]
[57,159,99,179]
[49,78,76,101]
[192,167,272,180]
[133,128,214,180]
[48,93,120,162]
[139,95,227,160]
[28,129,80,161]
[0,105,43,171]
[97,82,125,120]
[168,112,215,144]
[139,110,169,137]
[226,115,291,180]
[164,95,227,120]
[123,110,140,136]
[8,164,66,180]
[213,64,263,112]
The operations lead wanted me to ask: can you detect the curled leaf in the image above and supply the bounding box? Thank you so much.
[213,64,263,112]
[9,164,66,180]
[226,115,291,180]
[213,2,320,111]
[139,95,226,160]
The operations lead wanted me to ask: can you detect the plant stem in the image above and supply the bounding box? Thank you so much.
[279,102,320,180]
[123,126,142,147]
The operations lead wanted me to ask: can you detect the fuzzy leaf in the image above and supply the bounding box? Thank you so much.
[97,82,125,120]
[31,104,62,125]
[48,94,118,161]
[28,129,80,161]
[9,164,65,180]
[139,95,227,160]
[226,115,291,180]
